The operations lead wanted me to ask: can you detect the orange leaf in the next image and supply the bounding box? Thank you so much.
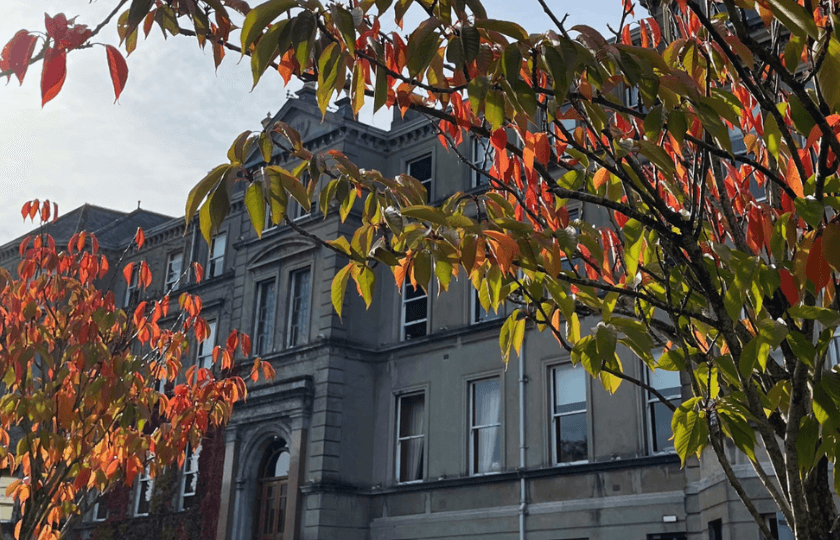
[620,24,632,45]
[226,330,239,354]
[534,132,550,165]
[593,168,610,190]
[40,199,50,223]
[40,47,66,107]
[134,227,145,249]
[785,156,804,198]
[806,236,833,291]
[29,199,40,220]
[105,45,129,102]
[139,261,152,288]
[193,262,204,284]
[122,262,134,287]
[240,333,252,357]
[20,201,31,221]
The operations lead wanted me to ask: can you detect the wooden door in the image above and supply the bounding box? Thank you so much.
[254,478,287,540]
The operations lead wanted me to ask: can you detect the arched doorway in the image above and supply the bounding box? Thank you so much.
[254,438,290,540]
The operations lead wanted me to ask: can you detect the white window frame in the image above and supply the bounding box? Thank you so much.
[401,283,428,341]
[254,279,277,356]
[164,252,183,292]
[550,364,589,465]
[469,378,502,475]
[133,464,154,517]
[407,153,433,202]
[196,320,217,371]
[91,497,108,522]
[286,267,311,348]
[645,364,681,455]
[395,391,426,483]
[208,233,226,278]
[178,443,201,511]
[471,137,494,187]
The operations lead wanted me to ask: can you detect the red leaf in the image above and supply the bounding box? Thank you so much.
[2,30,38,84]
[123,262,134,286]
[226,330,239,354]
[621,25,632,46]
[241,333,252,357]
[40,47,66,107]
[105,45,129,102]
[806,237,833,291]
[779,269,799,306]
[193,262,204,284]
[76,231,86,253]
[29,199,40,220]
[139,261,152,288]
[20,201,31,221]
[40,199,50,222]
[44,14,68,41]
[534,132,550,165]
[52,201,58,222]
[134,227,145,249]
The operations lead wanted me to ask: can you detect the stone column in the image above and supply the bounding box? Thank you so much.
[283,427,308,540]
[216,427,240,540]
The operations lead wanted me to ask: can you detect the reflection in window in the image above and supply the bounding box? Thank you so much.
[551,365,587,464]
[196,320,217,371]
[165,252,183,291]
[124,265,140,307]
[397,393,425,482]
[256,440,290,540]
[179,444,201,511]
[255,280,276,356]
[408,155,433,201]
[402,285,428,340]
[647,367,681,453]
[208,233,226,278]
[469,379,501,474]
[134,464,153,517]
[286,268,311,348]
[472,137,494,187]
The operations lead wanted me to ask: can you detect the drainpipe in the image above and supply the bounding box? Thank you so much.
[518,335,527,540]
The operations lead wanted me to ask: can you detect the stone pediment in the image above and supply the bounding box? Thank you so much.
[247,236,318,269]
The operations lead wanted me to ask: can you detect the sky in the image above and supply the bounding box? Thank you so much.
[0,0,633,243]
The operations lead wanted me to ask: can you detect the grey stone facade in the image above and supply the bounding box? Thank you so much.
[0,86,788,540]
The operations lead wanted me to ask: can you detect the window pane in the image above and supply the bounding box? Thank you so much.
[255,280,276,355]
[649,369,681,395]
[287,268,311,348]
[399,438,424,481]
[166,253,183,289]
[404,322,427,340]
[473,379,500,426]
[408,155,432,181]
[554,367,586,413]
[404,297,427,323]
[209,233,226,278]
[651,401,676,452]
[473,426,501,473]
[556,412,587,462]
[399,394,425,438]
[197,321,217,370]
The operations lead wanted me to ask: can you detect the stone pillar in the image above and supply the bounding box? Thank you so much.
[283,427,308,540]
[216,427,240,540]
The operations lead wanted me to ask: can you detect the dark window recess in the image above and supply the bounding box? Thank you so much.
[708,519,723,540]
[402,285,428,340]
[397,392,425,482]
[254,280,276,355]
[408,155,433,201]
[647,534,688,540]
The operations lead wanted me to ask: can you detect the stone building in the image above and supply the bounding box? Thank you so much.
[0,85,793,540]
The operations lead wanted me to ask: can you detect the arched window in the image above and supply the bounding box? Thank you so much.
[255,439,290,540]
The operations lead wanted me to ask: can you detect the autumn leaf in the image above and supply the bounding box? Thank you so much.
[40,47,66,107]
[134,227,145,249]
[105,45,129,102]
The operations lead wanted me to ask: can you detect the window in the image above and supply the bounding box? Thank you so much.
[472,137,494,187]
[286,268,311,348]
[91,496,108,522]
[647,367,682,453]
[196,320,217,371]
[407,154,433,201]
[708,519,722,540]
[164,252,183,291]
[551,365,588,464]
[179,444,201,511]
[396,392,425,482]
[208,233,226,278]
[401,284,428,340]
[761,512,794,540]
[561,207,581,273]
[256,439,290,540]
[288,172,311,220]
[124,265,140,307]
[625,85,641,110]
[469,378,501,474]
[254,280,277,356]
[134,465,153,517]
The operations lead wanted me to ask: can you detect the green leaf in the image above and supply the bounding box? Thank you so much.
[667,109,687,147]
[293,10,316,70]
[228,131,253,163]
[267,165,311,212]
[672,397,707,466]
[252,19,287,88]
[485,89,505,131]
[266,167,288,225]
[317,42,341,115]
[333,6,356,53]
[407,19,442,78]
[354,264,376,308]
[244,182,266,238]
[474,19,528,41]
[332,264,353,319]
[656,349,686,371]
[764,0,820,39]
[185,164,230,224]
[796,416,820,471]
[512,315,526,357]
[623,218,643,277]
[764,113,782,161]
[818,40,840,113]
[258,132,274,163]
[241,0,298,52]
[643,104,663,141]
[400,205,449,226]
[501,43,522,82]
[788,305,840,327]
[461,26,480,63]
[199,183,230,245]
[467,76,489,112]
[374,65,389,112]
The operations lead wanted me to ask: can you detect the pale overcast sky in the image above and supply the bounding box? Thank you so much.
[0,0,632,243]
